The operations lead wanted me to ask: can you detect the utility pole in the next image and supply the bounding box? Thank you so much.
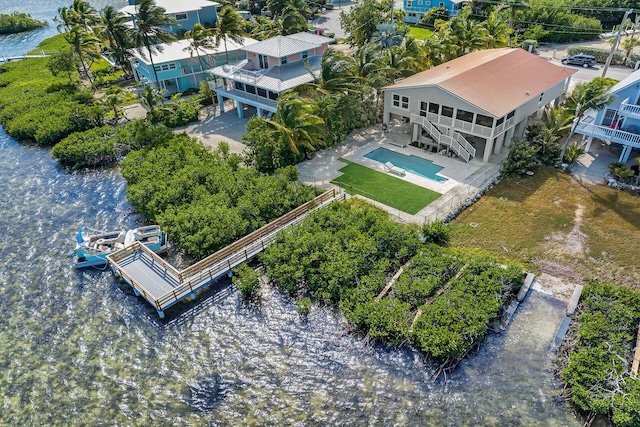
[602,9,633,78]
[390,0,394,25]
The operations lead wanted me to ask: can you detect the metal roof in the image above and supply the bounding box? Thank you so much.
[130,37,259,65]
[120,0,220,16]
[385,48,577,118]
[242,32,334,58]
[208,56,322,92]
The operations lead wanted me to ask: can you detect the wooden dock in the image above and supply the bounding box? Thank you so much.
[107,189,345,317]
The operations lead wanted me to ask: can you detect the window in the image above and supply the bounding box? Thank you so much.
[245,84,256,94]
[603,108,617,127]
[257,88,267,98]
[154,63,176,72]
[268,91,278,100]
[407,0,412,7]
[506,110,515,119]
[235,81,244,91]
[301,51,309,60]
[425,0,430,4]
[439,2,444,6]
[441,106,453,117]
[175,13,187,20]
[496,117,504,126]
[428,102,439,114]
[456,109,473,123]
[258,54,269,69]
[538,92,544,104]
[417,0,422,5]
[475,114,493,127]
[280,56,288,65]
[392,94,409,110]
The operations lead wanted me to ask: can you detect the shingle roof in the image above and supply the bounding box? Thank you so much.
[384,48,577,117]
[242,32,333,58]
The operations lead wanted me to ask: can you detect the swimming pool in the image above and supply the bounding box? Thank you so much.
[365,147,448,182]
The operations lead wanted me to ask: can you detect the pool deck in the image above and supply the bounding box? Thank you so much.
[297,121,507,223]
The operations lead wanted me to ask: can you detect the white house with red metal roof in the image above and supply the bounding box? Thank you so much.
[383,48,577,163]
[206,32,334,118]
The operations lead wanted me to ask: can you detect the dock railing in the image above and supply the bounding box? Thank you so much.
[108,189,344,311]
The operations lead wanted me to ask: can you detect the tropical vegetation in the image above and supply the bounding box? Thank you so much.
[0,12,47,34]
[120,133,318,258]
[261,200,524,363]
[560,282,640,427]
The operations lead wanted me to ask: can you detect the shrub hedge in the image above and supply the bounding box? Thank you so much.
[261,202,524,360]
[561,282,640,427]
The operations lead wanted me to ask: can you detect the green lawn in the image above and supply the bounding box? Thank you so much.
[331,159,441,215]
[408,26,432,39]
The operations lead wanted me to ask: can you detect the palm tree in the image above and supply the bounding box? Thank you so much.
[184,23,216,71]
[559,83,615,162]
[377,45,416,84]
[267,0,311,19]
[371,23,403,49]
[298,49,361,95]
[213,6,246,64]
[71,0,99,31]
[448,6,488,56]
[104,87,124,121]
[540,106,572,138]
[620,36,640,63]
[498,0,529,31]
[129,0,178,88]
[139,85,168,114]
[267,93,327,156]
[281,6,308,35]
[55,7,75,33]
[482,9,510,49]
[65,24,101,90]
[98,6,132,72]
[55,0,98,34]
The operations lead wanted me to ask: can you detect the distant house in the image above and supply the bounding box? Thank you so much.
[573,69,640,162]
[383,48,577,163]
[403,0,468,24]
[206,32,334,118]
[129,37,258,93]
[120,0,220,33]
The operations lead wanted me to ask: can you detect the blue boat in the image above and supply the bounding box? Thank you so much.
[73,226,168,269]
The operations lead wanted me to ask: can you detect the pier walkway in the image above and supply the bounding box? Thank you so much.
[108,189,345,317]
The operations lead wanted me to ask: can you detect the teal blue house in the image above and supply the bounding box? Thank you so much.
[129,37,258,93]
[403,0,467,24]
[121,0,220,33]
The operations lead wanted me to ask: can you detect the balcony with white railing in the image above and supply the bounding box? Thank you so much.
[575,120,640,149]
[620,97,640,120]
[424,112,494,138]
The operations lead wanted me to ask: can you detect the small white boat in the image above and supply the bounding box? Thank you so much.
[73,226,168,269]
[124,225,168,254]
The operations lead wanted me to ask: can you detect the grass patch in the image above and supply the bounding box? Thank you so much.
[28,33,69,54]
[449,166,640,287]
[408,26,432,39]
[331,159,440,215]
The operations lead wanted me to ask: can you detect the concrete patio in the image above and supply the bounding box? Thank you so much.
[297,121,507,224]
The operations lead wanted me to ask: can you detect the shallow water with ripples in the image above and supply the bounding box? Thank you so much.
[0,1,586,424]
